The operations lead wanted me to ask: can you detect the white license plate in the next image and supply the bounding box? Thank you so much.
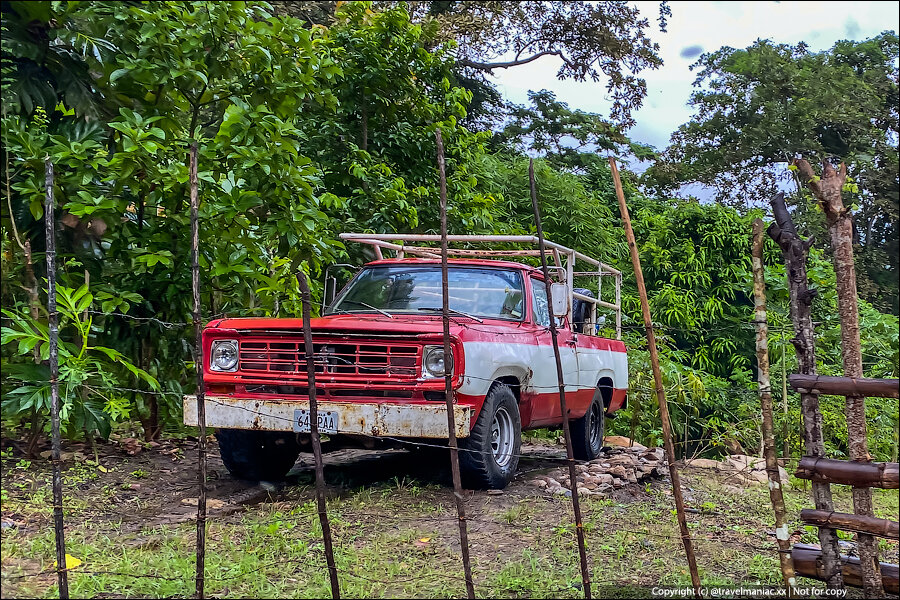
[293,409,339,434]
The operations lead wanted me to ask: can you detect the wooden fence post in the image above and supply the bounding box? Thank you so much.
[768,191,844,588]
[45,158,69,599]
[793,159,884,597]
[435,128,476,599]
[609,157,701,598]
[530,159,592,599]
[751,218,796,594]
[189,143,208,600]
[781,322,790,460]
[297,271,341,599]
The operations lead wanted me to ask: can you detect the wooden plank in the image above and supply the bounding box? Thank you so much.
[790,374,899,398]
[795,456,899,489]
[801,509,899,540]
[791,544,899,594]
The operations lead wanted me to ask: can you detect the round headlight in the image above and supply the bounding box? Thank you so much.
[210,340,239,372]
[423,346,452,377]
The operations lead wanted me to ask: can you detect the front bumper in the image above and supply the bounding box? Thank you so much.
[183,395,471,438]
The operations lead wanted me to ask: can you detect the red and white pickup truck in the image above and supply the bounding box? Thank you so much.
[184,234,627,489]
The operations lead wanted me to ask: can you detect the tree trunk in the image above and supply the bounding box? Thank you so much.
[23,240,45,457]
[781,327,790,460]
[360,98,368,152]
[751,218,797,594]
[768,191,844,589]
[142,337,159,442]
[792,159,883,598]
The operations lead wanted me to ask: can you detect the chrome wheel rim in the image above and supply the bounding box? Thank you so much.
[589,401,603,449]
[491,407,514,468]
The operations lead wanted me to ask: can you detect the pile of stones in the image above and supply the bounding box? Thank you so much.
[531,444,666,497]
[685,454,788,486]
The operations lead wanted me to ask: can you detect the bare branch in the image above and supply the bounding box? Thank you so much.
[459,50,563,71]
[792,158,822,198]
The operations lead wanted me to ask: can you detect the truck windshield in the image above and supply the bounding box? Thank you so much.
[329,265,524,320]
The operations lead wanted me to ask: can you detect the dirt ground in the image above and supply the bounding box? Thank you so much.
[2,434,898,598]
[1,434,657,532]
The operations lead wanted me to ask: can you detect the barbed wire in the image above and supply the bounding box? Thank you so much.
[2,379,760,467]
[12,376,810,402]
[85,310,193,329]
[6,303,898,345]
[0,491,801,587]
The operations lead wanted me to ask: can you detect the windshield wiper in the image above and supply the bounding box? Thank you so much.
[340,300,393,319]
[417,307,484,323]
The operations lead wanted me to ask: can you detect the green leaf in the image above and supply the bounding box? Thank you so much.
[109,68,131,83]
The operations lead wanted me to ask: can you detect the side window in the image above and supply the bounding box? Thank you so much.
[530,278,550,327]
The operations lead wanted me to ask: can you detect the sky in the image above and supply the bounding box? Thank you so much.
[490,1,900,156]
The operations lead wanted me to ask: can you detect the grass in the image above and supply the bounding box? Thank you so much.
[2,447,898,598]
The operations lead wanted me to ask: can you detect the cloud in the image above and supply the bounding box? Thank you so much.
[844,17,861,39]
[680,45,704,59]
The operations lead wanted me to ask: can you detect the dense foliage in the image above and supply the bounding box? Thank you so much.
[645,34,899,314]
[2,1,897,462]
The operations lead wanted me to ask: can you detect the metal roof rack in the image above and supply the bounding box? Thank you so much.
[339,233,622,339]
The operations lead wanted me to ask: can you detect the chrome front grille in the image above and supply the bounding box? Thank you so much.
[238,339,420,379]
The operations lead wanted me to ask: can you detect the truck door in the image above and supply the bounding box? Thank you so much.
[527,277,578,424]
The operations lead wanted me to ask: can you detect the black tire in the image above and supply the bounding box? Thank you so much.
[215,429,301,482]
[460,383,521,489]
[571,388,606,461]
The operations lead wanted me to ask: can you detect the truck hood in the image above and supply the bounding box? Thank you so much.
[207,313,515,338]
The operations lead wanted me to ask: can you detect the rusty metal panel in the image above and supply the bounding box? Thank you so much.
[183,395,470,438]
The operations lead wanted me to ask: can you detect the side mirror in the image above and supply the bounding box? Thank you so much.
[322,263,357,312]
[550,282,569,317]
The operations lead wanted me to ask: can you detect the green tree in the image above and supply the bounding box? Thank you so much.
[375,1,669,128]
[497,89,656,174]
[645,34,899,313]
[296,2,500,240]
[2,1,345,440]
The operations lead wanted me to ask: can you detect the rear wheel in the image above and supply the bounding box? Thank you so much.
[572,389,605,461]
[460,383,521,489]
[215,429,301,482]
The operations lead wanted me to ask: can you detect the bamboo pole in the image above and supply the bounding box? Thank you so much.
[189,143,208,600]
[530,159,592,599]
[435,128,476,600]
[751,218,797,594]
[768,191,844,588]
[297,271,341,599]
[45,158,69,599]
[608,157,701,598]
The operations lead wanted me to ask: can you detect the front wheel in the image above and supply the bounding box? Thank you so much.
[571,389,605,461]
[215,429,301,482]
[460,383,521,489]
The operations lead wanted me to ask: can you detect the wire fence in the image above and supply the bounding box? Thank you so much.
[0,475,794,585]
[5,157,898,600]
